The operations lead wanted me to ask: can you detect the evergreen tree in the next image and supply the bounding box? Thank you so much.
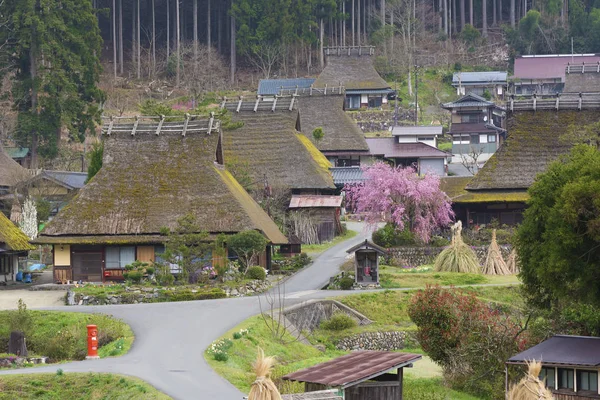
[6,0,105,167]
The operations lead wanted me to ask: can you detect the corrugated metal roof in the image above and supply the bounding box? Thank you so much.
[508,335,600,366]
[514,54,600,80]
[258,78,316,95]
[289,195,342,208]
[4,147,29,159]
[391,126,443,136]
[330,167,365,185]
[44,171,87,189]
[346,239,387,254]
[442,93,495,109]
[283,351,422,388]
[346,89,394,95]
[452,71,507,85]
[366,138,448,158]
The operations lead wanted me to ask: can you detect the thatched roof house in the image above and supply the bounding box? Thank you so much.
[37,115,286,283]
[0,211,34,282]
[0,146,30,192]
[454,110,600,227]
[221,102,335,192]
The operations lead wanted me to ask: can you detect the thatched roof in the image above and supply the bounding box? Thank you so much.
[467,110,600,190]
[0,212,34,251]
[0,146,30,188]
[38,118,287,245]
[314,55,389,90]
[297,95,369,152]
[439,176,473,199]
[224,108,335,190]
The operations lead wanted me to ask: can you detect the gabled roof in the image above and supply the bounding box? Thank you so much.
[467,110,600,190]
[366,138,448,159]
[508,335,600,367]
[297,95,369,152]
[0,212,35,251]
[314,55,389,90]
[223,109,335,190]
[289,195,342,208]
[391,126,443,136]
[39,118,287,245]
[346,239,387,255]
[24,170,87,191]
[441,93,495,109]
[330,167,366,186]
[4,147,30,159]
[452,71,508,85]
[258,78,316,96]
[514,54,600,81]
[283,351,421,389]
[0,146,30,188]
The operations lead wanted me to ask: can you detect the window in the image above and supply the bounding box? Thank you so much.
[453,135,470,145]
[154,245,166,263]
[539,367,556,389]
[488,134,497,143]
[105,246,136,269]
[471,135,480,144]
[368,96,382,108]
[558,368,574,390]
[577,370,598,392]
[460,114,482,124]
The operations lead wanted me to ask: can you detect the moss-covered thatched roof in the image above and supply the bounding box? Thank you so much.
[297,95,369,152]
[0,212,35,251]
[453,191,530,203]
[314,55,389,90]
[224,109,335,190]
[439,176,473,199]
[39,122,287,245]
[0,146,30,188]
[467,110,600,190]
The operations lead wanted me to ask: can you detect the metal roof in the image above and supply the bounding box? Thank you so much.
[43,171,87,189]
[283,351,422,389]
[508,335,600,367]
[452,71,508,85]
[366,138,448,159]
[4,147,29,159]
[514,54,600,80]
[346,239,387,255]
[258,78,316,96]
[442,93,495,109]
[289,195,342,208]
[346,88,394,95]
[391,126,443,136]
[330,167,366,185]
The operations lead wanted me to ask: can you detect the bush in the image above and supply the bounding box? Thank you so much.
[246,266,266,281]
[154,263,175,286]
[162,288,226,302]
[123,271,143,283]
[339,276,355,290]
[320,313,357,331]
[232,332,242,340]
[213,351,229,362]
[372,223,416,248]
[9,299,33,338]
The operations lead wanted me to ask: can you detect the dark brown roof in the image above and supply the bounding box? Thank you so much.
[314,55,389,90]
[0,146,30,187]
[39,119,287,244]
[346,240,387,255]
[508,335,600,366]
[224,109,335,190]
[467,110,600,190]
[366,138,448,158]
[297,95,369,152]
[283,351,421,388]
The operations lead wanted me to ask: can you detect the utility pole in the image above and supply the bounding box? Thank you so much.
[414,64,419,126]
[394,80,398,127]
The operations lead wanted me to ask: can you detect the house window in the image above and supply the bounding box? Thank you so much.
[577,370,598,392]
[105,246,136,269]
[488,134,497,143]
[558,368,574,390]
[154,245,166,264]
[471,135,480,144]
[539,367,556,389]
[368,96,382,108]
[460,114,483,124]
[453,135,470,145]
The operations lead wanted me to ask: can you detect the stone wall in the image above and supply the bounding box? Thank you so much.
[283,300,372,334]
[388,245,513,267]
[336,331,414,351]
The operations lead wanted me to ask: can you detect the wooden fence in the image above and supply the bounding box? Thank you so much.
[508,93,600,111]
[566,63,600,74]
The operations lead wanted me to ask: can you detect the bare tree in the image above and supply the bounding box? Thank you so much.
[244,41,284,79]
[459,146,485,175]
[258,284,307,345]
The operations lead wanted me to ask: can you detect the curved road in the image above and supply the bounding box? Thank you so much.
[0,223,372,400]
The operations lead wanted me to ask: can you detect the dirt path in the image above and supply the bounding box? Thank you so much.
[0,290,65,310]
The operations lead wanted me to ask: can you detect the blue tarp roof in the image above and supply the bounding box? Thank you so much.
[258,78,316,95]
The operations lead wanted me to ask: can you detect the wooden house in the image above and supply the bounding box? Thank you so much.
[346,240,387,286]
[289,195,343,243]
[0,146,31,215]
[507,335,600,399]
[18,171,87,218]
[0,212,34,283]
[441,93,506,165]
[315,46,393,110]
[452,71,508,98]
[283,351,422,400]
[451,109,600,228]
[34,115,287,283]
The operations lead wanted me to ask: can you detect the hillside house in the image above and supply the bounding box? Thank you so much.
[365,137,448,176]
[452,71,508,98]
[34,115,287,283]
[18,171,87,219]
[441,93,506,164]
[4,147,32,168]
[314,46,393,110]
[512,54,600,95]
[258,78,316,100]
[0,146,31,216]
[0,212,34,283]
[507,335,600,399]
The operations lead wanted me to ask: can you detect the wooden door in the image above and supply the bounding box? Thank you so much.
[71,250,103,282]
[136,246,155,263]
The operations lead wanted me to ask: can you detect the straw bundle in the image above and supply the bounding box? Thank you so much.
[434,221,481,274]
[482,230,511,275]
[248,347,282,400]
[507,361,553,400]
[506,248,520,274]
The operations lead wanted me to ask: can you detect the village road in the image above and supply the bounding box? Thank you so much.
[0,222,373,400]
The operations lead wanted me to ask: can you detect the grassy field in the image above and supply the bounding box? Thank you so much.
[0,373,170,399]
[302,229,358,255]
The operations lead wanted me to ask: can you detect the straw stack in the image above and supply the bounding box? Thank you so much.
[481,229,510,275]
[248,347,283,400]
[507,361,553,400]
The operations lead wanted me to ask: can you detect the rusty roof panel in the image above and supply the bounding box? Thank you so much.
[283,351,422,388]
[289,195,343,208]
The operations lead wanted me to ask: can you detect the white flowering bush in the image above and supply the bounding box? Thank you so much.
[207,338,233,362]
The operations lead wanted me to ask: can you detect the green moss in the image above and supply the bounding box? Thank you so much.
[0,213,35,251]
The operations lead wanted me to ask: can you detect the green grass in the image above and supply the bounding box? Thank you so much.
[438,142,453,152]
[403,376,481,400]
[302,229,358,255]
[0,373,170,399]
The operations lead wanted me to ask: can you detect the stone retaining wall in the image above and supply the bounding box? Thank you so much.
[283,300,372,334]
[388,245,513,267]
[336,331,413,351]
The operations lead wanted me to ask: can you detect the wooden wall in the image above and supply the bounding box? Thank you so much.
[345,381,401,400]
[553,392,600,400]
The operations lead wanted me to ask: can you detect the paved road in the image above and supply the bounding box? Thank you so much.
[0,223,373,400]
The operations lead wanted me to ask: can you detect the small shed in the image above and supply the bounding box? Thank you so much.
[346,240,387,285]
[283,350,422,400]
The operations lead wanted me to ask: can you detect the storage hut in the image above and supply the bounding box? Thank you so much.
[283,350,422,400]
[346,240,387,285]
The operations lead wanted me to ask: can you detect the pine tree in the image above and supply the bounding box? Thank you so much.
[7,0,105,167]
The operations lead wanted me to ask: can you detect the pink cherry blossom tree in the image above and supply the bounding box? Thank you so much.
[345,162,454,243]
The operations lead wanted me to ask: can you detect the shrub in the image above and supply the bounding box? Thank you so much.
[372,223,416,248]
[9,299,33,338]
[321,313,357,331]
[339,276,355,290]
[232,332,242,340]
[429,235,450,247]
[155,263,175,286]
[246,266,266,281]
[213,351,229,362]
[123,271,143,283]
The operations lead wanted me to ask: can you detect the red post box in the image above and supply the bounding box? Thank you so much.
[86,324,100,359]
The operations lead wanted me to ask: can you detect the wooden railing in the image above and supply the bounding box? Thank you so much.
[279,85,345,96]
[101,113,219,136]
[508,93,600,111]
[324,46,375,56]
[566,62,600,74]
